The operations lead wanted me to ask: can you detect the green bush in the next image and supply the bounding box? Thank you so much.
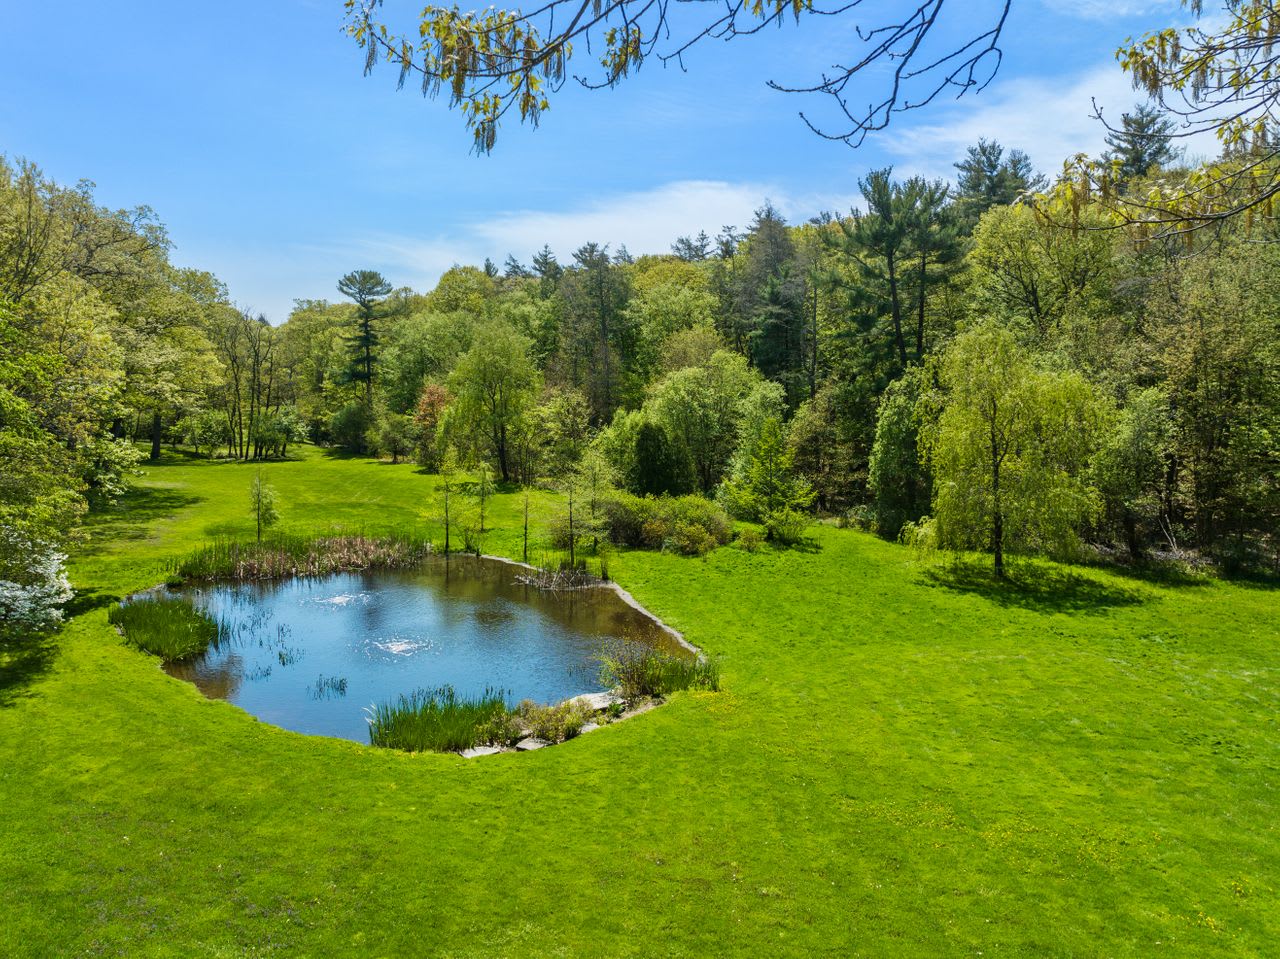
[601,492,730,555]
[764,507,811,546]
[666,495,732,545]
[328,401,374,454]
[736,527,764,552]
[517,698,594,743]
[109,598,220,661]
[667,520,716,556]
[640,517,670,549]
[367,686,511,753]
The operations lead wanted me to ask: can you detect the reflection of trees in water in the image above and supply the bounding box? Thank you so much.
[164,557,684,715]
[165,653,250,700]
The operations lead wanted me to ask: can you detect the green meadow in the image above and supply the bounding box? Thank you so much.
[1,447,1276,957]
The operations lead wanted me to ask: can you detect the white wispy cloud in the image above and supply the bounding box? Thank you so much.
[331,179,859,284]
[1039,0,1178,20]
[227,179,859,321]
[882,59,1219,181]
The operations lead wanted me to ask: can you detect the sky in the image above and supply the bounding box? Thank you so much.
[0,0,1204,322]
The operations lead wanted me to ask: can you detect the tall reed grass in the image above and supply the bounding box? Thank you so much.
[599,643,719,700]
[366,686,512,753]
[108,599,221,661]
[174,533,433,582]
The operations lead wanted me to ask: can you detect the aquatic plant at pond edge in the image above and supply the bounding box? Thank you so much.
[108,599,221,661]
[366,685,512,753]
[598,643,720,701]
[516,698,594,743]
[173,533,434,583]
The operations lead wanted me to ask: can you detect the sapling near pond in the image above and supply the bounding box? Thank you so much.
[250,473,280,544]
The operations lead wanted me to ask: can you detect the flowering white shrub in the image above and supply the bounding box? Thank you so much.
[0,528,74,630]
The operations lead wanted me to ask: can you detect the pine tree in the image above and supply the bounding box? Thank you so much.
[337,269,393,406]
[1104,103,1182,183]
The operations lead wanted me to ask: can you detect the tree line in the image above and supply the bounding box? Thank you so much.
[2,109,1278,627]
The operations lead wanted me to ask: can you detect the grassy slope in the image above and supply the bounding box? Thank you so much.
[1,447,1276,957]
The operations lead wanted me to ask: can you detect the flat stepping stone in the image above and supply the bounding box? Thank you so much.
[579,722,599,734]
[515,737,548,751]
[567,692,621,712]
[459,745,503,759]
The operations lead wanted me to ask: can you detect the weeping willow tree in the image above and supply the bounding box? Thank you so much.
[919,322,1106,577]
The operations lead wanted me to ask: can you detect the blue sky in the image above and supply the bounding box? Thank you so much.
[1,1,1197,321]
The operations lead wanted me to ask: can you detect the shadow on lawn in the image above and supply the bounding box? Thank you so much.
[79,485,203,552]
[0,631,58,708]
[922,562,1146,614]
[0,587,119,705]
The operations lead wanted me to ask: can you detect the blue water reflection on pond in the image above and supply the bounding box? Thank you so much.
[160,556,673,742]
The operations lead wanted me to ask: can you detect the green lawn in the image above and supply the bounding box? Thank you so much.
[2,447,1276,957]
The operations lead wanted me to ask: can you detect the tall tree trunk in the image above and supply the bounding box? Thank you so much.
[991,438,1004,578]
[887,253,908,367]
[809,285,819,400]
[916,250,928,360]
[150,411,162,461]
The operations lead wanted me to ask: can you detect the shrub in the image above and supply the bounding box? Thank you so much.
[366,685,511,753]
[764,507,811,546]
[475,708,524,747]
[666,495,732,545]
[640,517,670,549]
[667,520,716,556]
[109,598,220,661]
[517,698,594,743]
[736,527,763,552]
[600,492,730,555]
[599,643,720,701]
[328,401,374,454]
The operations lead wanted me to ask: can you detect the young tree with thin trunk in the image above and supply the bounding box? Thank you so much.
[921,322,1103,577]
[250,472,279,544]
[438,447,458,556]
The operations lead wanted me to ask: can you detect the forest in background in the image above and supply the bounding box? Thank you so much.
[2,109,1278,627]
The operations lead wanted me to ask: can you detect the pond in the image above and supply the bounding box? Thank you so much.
[157,556,680,742]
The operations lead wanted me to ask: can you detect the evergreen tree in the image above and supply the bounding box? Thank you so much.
[671,231,711,261]
[1104,103,1182,183]
[531,245,562,299]
[337,269,393,405]
[953,139,1046,224]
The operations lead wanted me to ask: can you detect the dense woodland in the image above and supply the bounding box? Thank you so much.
[2,115,1279,626]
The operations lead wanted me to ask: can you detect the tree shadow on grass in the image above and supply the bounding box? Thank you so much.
[79,486,203,552]
[0,631,58,708]
[921,561,1147,614]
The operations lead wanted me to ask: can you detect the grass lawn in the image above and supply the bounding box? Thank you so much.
[1,446,1277,957]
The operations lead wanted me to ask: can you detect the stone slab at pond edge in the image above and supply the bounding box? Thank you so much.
[460,746,503,759]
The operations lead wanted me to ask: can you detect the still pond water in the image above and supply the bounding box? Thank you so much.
[160,556,675,742]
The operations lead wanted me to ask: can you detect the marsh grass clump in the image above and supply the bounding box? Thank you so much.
[516,698,594,743]
[310,674,349,700]
[108,598,220,661]
[366,685,511,753]
[599,643,719,701]
[175,533,433,582]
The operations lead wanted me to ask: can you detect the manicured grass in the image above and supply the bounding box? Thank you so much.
[1,445,1277,956]
[107,598,220,661]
